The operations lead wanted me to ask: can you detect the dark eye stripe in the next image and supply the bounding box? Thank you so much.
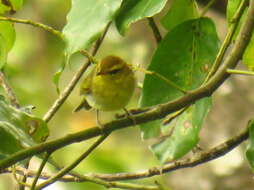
[108,69,122,75]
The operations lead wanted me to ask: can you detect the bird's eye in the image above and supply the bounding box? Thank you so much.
[108,69,121,75]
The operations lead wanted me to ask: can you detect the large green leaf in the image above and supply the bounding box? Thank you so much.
[246,120,254,170]
[63,0,122,56]
[115,0,167,35]
[161,0,199,31]
[0,96,49,159]
[152,98,211,162]
[140,18,219,162]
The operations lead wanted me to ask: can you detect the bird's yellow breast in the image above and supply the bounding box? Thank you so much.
[85,71,135,111]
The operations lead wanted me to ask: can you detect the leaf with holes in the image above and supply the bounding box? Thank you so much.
[139,18,219,162]
[0,96,49,159]
[152,98,211,162]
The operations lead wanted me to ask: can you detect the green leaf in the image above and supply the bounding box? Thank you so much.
[246,120,254,170]
[139,18,219,162]
[243,34,254,71]
[226,0,248,41]
[0,21,16,68]
[227,1,254,71]
[152,98,211,162]
[9,0,23,11]
[115,0,167,35]
[0,21,16,52]
[0,34,7,67]
[0,3,10,14]
[161,0,199,31]
[63,0,122,57]
[53,59,66,94]
[227,0,242,23]
[0,97,49,159]
[0,121,35,158]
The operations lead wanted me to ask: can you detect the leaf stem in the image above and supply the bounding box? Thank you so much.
[147,17,162,44]
[227,69,254,76]
[200,0,217,17]
[79,49,99,65]
[0,16,64,40]
[135,67,187,94]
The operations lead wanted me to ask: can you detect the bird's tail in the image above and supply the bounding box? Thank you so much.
[73,98,92,112]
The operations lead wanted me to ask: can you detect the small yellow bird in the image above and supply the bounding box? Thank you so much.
[75,55,136,113]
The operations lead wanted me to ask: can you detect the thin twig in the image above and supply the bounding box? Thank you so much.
[0,0,254,171]
[204,0,248,82]
[7,167,159,190]
[11,166,31,188]
[0,16,64,40]
[200,0,218,17]
[91,124,249,181]
[30,152,51,190]
[0,71,20,108]
[3,120,250,182]
[18,161,30,190]
[43,22,111,123]
[147,17,162,44]
[35,134,109,190]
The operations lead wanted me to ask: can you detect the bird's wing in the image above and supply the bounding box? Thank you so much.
[80,68,94,95]
[74,67,95,112]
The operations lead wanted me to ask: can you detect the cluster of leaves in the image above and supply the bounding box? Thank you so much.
[0,0,49,162]
[0,0,254,184]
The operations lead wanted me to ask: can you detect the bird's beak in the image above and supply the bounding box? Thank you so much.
[96,70,107,75]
